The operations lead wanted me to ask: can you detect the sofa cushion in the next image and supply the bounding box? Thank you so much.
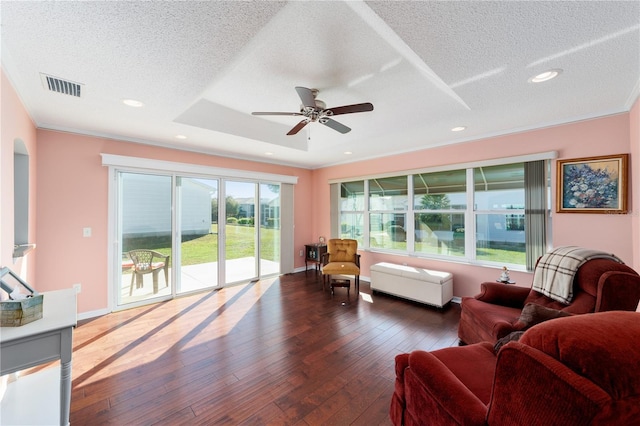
[322,262,360,275]
[327,239,358,262]
[493,331,525,353]
[515,303,573,329]
[523,288,597,313]
[520,311,640,399]
[459,297,521,343]
[427,342,497,404]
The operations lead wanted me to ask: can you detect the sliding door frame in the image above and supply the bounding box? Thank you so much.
[104,154,297,312]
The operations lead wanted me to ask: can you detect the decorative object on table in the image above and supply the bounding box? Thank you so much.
[318,236,325,244]
[0,266,43,327]
[499,266,510,283]
[556,153,628,214]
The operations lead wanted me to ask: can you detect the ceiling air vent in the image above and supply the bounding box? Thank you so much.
[40,73,83,97]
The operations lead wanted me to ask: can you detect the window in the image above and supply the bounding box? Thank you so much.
[339,181,365,244]
[369,176,407,250]
[333,157,551,269]
[474,163,525,265]
[413,169,466,258]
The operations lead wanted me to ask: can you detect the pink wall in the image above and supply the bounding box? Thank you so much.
[312,113,635,298]
[630,98,640,270]
[34,130,313,313]
[1,70,37,286]
[2,67,638,313]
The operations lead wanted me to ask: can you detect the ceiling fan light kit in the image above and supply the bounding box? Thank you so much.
[252,86,374,135]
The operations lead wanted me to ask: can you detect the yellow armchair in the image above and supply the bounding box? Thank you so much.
[321,239,361,292]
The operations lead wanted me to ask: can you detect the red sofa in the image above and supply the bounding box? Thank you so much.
[458,258,640,345]
[391,311,640,425]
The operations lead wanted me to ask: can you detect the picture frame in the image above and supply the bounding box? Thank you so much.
[556,153,628,214]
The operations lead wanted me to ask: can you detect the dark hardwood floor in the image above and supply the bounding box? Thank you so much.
[67,272,461,425]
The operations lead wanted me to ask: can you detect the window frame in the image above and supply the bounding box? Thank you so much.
[331,152,556,270]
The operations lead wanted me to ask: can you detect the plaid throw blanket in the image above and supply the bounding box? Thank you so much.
[532,246,623,304]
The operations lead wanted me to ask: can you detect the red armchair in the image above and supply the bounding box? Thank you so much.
[458,258,640,345]
[391,311,640,426]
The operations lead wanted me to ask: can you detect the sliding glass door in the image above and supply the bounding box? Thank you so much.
[260,183,280,275]
[224,181,258,284]
[177,177,219,294]
[115,171,280,309]
[118,172,173,306]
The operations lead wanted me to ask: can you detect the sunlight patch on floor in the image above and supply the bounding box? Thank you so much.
[360,292,373,303]
[72,278,278,387]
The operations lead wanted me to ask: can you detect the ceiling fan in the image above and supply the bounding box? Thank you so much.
[252,86,374,135]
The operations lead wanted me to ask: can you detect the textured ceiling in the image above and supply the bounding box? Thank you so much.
[2,1,639,169]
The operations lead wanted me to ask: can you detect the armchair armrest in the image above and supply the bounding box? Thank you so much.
[391,353,410,426]
[489,343,609,425]
[394,353,410,401]
[407,350,487,424]
[596,271,640,312]
[475,282,531,308]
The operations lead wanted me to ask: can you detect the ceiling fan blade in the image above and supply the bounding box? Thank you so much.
[326,102,374,116]
[295,87,317,109]
[287,119,310,135]
[321,118,351,134]
[252,111,303,116]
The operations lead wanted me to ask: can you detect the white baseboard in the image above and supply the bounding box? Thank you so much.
[77,307,110,321]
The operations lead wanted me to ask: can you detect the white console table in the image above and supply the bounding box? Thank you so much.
[0,288,77,426]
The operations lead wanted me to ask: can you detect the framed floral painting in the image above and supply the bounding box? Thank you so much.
[556,154,628,213]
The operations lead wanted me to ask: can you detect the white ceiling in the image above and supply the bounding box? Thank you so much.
[2,1,639,169]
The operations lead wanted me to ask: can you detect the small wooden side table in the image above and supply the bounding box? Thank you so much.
[305,243,327,276]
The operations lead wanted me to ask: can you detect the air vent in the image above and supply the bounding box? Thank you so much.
[40,73,83,97]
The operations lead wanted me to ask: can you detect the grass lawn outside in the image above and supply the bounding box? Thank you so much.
[123,224,279,267]
[125,225,523,269]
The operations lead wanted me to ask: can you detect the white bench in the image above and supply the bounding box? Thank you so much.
[370,262,453,308]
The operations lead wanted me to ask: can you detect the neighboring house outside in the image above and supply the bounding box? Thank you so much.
[234,197,256,220]
[233,197,281,229]
[122,174,212,238]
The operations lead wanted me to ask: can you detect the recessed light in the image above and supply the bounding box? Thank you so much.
[175,135,187,140]
[123,99,144,107]
[529,69,562,83]
[265,152,274,156]
[344,151,353,155]
[451,126,466,132]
